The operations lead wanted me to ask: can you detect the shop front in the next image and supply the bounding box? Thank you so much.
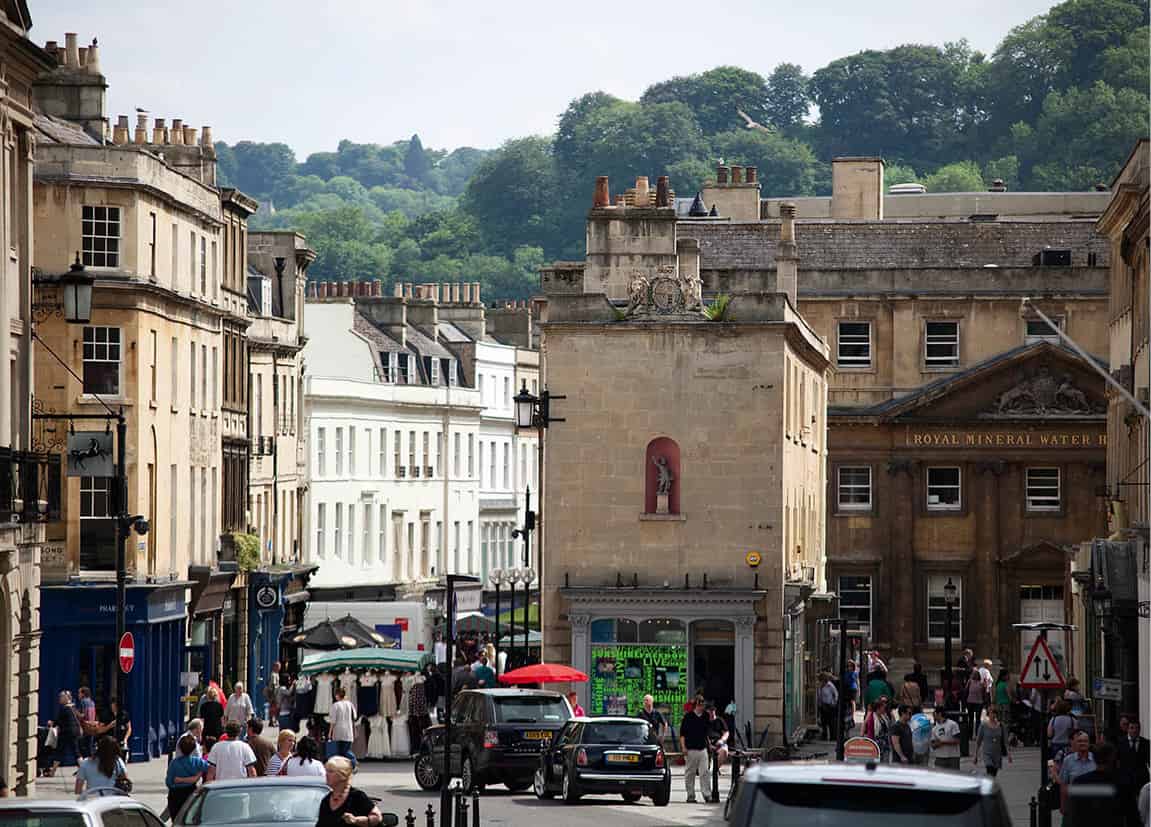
[186,566,237,686]
[278,567,315,676]
[40,581,188,761]
[248,571,289,719]
[564,589,760,737]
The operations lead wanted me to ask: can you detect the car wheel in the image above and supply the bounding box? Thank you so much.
[621,792,642,803]
[414,753,442,791]
[505,777,532,792]
[533,767,553,799]
[651,779,671,807]
[561,768,581,804]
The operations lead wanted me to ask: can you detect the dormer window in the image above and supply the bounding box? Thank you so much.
[397,353,410,384]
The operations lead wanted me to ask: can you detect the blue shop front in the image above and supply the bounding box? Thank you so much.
[247,566,314,718]
[40,581,188,762]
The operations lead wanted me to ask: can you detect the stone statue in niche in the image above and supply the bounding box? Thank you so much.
[653,455,674,513]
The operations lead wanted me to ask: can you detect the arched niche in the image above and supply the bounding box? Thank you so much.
[644,437,681,514]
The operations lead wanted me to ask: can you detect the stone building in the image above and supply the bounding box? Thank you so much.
[540,175,829,742]
[0,0,55,794]
[29,32,255,758]
[688,159,1112,682]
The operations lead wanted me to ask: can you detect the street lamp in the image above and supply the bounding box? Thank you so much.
[519,566,536,659]
[441,573,479,819]
[943,577,958,707]
[511,491,537,664]
[505,568,520,668]
[489,568,504,675]
[60,254,94,324]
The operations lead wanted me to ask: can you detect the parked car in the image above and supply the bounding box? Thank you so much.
[171,776,398,827]
[534,716,671,806]
[414,688,572,792]
[0,789,164,827]
[727,761,1013,826]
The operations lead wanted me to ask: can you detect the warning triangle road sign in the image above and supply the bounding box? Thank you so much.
[1020,636,1065,690]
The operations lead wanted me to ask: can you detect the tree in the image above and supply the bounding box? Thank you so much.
[214,142,238,187]
[404,134,432,185]
[883,163,920,189]
[229,141,297,198]
[983,156,1021,191]
[764,63,811,132]
[462,136,562,257]
[923,160,985,192]
[711,129,822,196]
[641,66,768,136]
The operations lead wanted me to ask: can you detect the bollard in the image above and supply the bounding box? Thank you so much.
[730,752,741,797]
[456,792,469,826]
[472,789,480,827]
[710,750,721,803]
[1029,796,1038,827]
[425,802,436,827]
[405,809,416,827]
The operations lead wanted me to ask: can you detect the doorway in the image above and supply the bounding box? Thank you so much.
[691,620,735,713]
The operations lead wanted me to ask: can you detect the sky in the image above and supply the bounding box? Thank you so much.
[31,0,1056,159]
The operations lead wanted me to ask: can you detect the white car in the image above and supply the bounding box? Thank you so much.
[0,788,165,827]
[727,761,1012,826]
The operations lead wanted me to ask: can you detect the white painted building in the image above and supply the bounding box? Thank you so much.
[301,281,538,606]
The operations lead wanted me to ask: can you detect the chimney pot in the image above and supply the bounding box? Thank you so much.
[730,165,743,184]
[134,113,148,145]
[779,203,796,242]
[448,283,458,303]
[472,282,481,305]
[170,119,184,145]
[77,46,87,67]
[593,176,610,208]
[635,176,650,204]
[746,166,758,184]
[85,38,101,74]
[316,282,326,298]
[374,280,383,297]
[64,33,79,68]
[404,283,414,299]
[45,40,58,55]
[393,283,403,298]
[614,194,625,206]
[183,126,197,145]
[199,126,213,147]
[151,118,166,145]
[716,165,729,184]
[656,176,670,208]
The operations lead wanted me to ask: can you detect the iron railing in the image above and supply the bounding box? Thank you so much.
[0,447,62,523]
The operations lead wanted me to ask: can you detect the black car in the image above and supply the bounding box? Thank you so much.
[414,688,572,792]
[534,717,671,806]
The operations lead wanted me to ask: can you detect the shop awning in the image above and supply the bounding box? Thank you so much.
[300,647,425,674]
[189,570,237,618]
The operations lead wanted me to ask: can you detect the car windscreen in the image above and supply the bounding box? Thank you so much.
[0,814,86,827]
[181,786,328,824]
[492,696,570,723]
[748,783,995,827]
[582,722,649,745]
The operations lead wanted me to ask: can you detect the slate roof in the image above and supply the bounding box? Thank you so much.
[35,112,100,145]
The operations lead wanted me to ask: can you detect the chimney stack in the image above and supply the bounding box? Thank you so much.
[64,33,79,68]
[716,165,729,184]
[776,203,798,307]
[730,165,743,184]
[746,166,757,184]
[656,176,670,208]
[151,118,166,145]
[113,115,129,145]
[45,40,58,59]
[593,176,610,208]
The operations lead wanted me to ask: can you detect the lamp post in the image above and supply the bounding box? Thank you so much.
[442,573,479,825]
[506,569,519,669]
[490,569,504,676]
[943,577,957,708]
[511,490,537,664]
[520,566,536,660]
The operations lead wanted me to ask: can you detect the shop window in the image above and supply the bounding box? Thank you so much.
[638,618,685,645]
[590,618,638,644]
[643,437,681,514]
[838,575,872,636]
[926,466,961,511]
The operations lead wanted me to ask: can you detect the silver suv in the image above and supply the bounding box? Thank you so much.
[0,789,165,827]
[728,761,1013,826]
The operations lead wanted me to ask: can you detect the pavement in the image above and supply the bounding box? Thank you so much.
[23,739,1055,826]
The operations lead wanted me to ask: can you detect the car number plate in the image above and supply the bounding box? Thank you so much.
[523,730,552,740]
[606,753,639,764]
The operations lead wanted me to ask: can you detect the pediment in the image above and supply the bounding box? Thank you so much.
[878,343,1107,422]
[1002,540,1072,567]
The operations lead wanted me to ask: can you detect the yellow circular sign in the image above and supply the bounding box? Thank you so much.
[745,551,762,568]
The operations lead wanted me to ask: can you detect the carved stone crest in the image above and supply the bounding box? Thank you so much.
[988,365,1103,416]
[623,265,704,317]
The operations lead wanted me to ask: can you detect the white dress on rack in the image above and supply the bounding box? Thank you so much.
[391,674,412,757]
[380,673,398,718]
[367,713,392,759]
[313,674,334,715]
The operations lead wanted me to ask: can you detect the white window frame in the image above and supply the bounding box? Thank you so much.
[335,427,344,476]
[449,360,458,386]
[315,503,326,558]
[924,320,960,368]
[837,321,872,368]
[1024,316,1063,345]
[348,427,356,477]
[927,574,962,643]
[82,326,122,396]
[347,503,356,565]
[334,503,343,558]
[378,428,386,478]
[1025,467,1061,511]
[430,358,440,386]
[926,466,962,511]
[378,504,387,563]
[81,205,121,268]
[837,575,872,636]
[316,427,326,477]
[837,466,872,511]
[362,504,371,566]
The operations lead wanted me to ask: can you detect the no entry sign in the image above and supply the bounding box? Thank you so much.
[843,736,881,763]
[118,632,135,674]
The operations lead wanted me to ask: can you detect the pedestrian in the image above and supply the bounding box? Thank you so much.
[96,700,131,760]
[266,729,296,777]
[637,694,668,746]
[177,719,204,758]
[863,698,892,761]
[264,662,282,723]
[963,666,987,737]
[224,682,254,730]
[165,734,209,818]
[1059,731,1098,817]
[472,654,496,688]
[280,735,325,777]
[680,698,711,803]
[76,686,97,758]
[316,756,384,827]
[993,669,1012,731]
[865,670,894,707]
[1068,741,1137,826]
[567,691,585,717]
[246,719,275,776]
[890,705,914,764]
[1048,700,1076,755]
[276,676,295,731]
[973,706,1010,777]
[200,686,225,744]
[205,722,257,781]
[74,736,128,796]
[931,706,962,771]
[328,687,357,758]
[844,660,859,728]
[706,704,729,767]
[46,690,82,777]
[1119,719,1151,790]
[896,675,922,710]
[817,673,839,741]
[904,663,930,708]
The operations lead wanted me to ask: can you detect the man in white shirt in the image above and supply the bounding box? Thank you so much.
[177,718,204,757]
[206,722,257,781]
[328,687,357,757]
[818,674,839,741]
[931,707,962,771]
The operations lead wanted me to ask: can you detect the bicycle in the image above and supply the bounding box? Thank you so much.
[723,741,830,819]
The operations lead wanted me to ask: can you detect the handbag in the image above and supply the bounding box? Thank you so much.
[45,726,59,749]
[114,772,133,793]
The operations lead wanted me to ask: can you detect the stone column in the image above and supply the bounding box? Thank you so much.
[886,459,916,658]
[734,614,756,735]
[975,462,1004,660]
[569,612,590,708]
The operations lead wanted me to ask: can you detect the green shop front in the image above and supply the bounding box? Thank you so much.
[563,589,760,736]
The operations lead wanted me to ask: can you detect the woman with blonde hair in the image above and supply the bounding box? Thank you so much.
[316,756,382,827]
[266,729,296,777]
[200,685,225,745]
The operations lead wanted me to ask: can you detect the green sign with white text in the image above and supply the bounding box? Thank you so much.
[589,644,687,727]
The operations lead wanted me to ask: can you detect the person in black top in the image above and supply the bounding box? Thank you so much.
[679,699,712,802]
[47,690,82,776]
[317,756,382,827]
[637,694,667,746]
[889,705,914,764]
[1070,742,1139,826]
[706,704,729,766]
[199,686,225,742]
